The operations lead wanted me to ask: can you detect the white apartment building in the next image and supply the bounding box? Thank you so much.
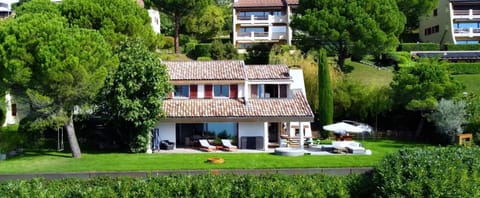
[420,0,480,44]
[232,0,298,52]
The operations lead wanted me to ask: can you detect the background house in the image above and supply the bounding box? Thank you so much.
[420,0,480,44]
[232,0,298,53]
[154,60,314,151]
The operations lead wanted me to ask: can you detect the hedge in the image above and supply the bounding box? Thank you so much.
[446,44,480,51]
[2,147,480,197]
[373,147,480,198]
[398,43,440,51]
[0,174,366,198]
[448,63,480,74]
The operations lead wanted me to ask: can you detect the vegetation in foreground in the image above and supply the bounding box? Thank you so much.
[1,146,479,198]
[0,140,429,174]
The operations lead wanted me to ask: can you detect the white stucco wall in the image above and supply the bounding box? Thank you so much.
[289,69,306,95]
[155,122,176,146]
[197,84,205,98]
[289,122,312,138]
[238,84,245,98]
[419,0,454,44]
[148,9,161,34]
[238,122,268,150]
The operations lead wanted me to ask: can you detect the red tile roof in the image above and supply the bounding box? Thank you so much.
[234,0,285,8]
[246,65,290,80]
[164,60,246,81]
[162,89,314,121]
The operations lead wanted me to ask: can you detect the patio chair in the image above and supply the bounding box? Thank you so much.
[160,140,175,150]
[199,139,216,152]
[221,139,238,151]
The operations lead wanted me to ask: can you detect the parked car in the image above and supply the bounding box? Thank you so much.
[342,120,373,134]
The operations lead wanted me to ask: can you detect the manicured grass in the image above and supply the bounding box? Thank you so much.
[344,60,394,87]
[453,74,480,95]
[0,140,431,174]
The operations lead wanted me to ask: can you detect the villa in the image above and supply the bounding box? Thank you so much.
[232,0,298,53]
[152,60,314,151]
[420,0,480,44]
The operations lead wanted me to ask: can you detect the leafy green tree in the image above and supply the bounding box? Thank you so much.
[291,0,405,70]
[390,59,463,138]
[317,49,333,138]
[150,0,211,53]
[98,39,172,152]
[0,12,116,158]
[427,99,466,144]
[184,5,225,42]
[396,0,439,34]
[59,0,159,49]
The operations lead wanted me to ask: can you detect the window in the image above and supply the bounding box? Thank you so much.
[433,9,437,16]
[214,85,229,97]
[174,85,189,97]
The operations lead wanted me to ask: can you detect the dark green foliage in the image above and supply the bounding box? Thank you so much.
[465,94,480,144]
[98,39,172,152]
[245,44,271,64]
[210,40,238,60]
[396,0,439,32]
[374,147,480,197]
[317,49,333,138]
[398,43,440,51]
[163,36,174,49]
[187,43,212,60]
[446,44,480,51]
[0,95,5,126]
[197,56,212,61]
[448,63,480,74]
[0,125,21,153]
[0,174,363,197]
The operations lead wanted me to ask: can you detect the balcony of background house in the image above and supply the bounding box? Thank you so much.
[454,27,480,37]
[236,11,288,24]
[452,7,480,19]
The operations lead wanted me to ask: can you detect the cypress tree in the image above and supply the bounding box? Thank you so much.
[317,48,333,138]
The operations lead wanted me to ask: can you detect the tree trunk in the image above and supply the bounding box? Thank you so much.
[414,115,425,140]
[174,13,180,54]
[65,114,81,158]
[337,42,347,71]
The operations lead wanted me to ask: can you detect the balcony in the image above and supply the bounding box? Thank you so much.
[236,32,288,41]
[453,27,480,37]
[452,9,480,19]
[236,15,288,24]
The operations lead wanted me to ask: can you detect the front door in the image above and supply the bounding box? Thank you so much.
[268,122,279,143]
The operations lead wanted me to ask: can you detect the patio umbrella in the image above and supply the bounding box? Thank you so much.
[322,122,364,133]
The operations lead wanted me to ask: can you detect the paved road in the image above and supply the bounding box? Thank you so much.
[0,167,373,182]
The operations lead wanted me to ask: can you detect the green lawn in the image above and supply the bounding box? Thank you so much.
[0,140,431,174]
[344,60,394,87]
[453,74,480,95]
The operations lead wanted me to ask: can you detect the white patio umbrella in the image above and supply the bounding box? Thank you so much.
[322,122,364,133]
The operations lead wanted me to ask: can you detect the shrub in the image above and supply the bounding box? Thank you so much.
[446,44,480,51]
[187,43,211,60]
[448,63,480,74]
[210,40,225,60]
[197,56,212,61]
[374,147,480,198]
[163,36,174,49]
[398,43,440,51]
[427,99,467,144]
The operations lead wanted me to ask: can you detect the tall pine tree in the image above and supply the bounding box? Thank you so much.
[317,48,333,138]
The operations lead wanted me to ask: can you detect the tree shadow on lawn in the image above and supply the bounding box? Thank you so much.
[8,150,71,160]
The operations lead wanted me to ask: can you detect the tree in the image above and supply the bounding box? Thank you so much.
[396,0,439,34]
[317,49,333,138]
[427,99,466,144]
[0,12,116,158]
[58,0,160,49]
[184,5,225,42]
[98,39,172,152]
[150,0,210,53]
[390,59,464,138]
[291,0,405,70]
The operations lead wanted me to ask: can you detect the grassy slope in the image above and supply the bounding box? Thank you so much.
[343,60,393,87]
[0,140,430,174]
[453,74,480,95]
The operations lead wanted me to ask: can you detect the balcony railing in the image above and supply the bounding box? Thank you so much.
[452,9,480,19]
[453,28,480,37]
[236,32,288,41]
[236,15,288,24]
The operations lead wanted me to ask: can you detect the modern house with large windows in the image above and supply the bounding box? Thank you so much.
[420,0,480,44]
[232,0,298,52]
[154,60,314,151]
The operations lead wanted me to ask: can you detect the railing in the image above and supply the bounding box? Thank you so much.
[253,32,268,37]
[453,28,480,37]
[236,15,288,24]
[236,32,288,41]
[452,9,480,18]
